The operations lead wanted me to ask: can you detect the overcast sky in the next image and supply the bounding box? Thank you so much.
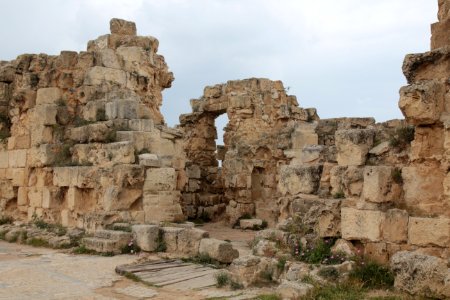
[0,0,438,129]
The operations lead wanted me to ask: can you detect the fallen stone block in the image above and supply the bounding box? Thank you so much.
[198,238,239,263]
[132,224,160,252]
[391,251,450,299]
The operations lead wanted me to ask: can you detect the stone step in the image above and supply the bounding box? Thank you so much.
[94,229,133,241]
[82,237,127,253]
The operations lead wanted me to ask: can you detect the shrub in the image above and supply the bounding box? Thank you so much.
[73,245,97,255]
[96,108,107,121]
[155,230,167,252]
[260,269,274,282]
[389,126,415,149]
[292,238,345,265]
[27,237,49,248]
[350,260,394,289]
[230,280,244,290]
[255,294,281,300]
[53,143,74,166]
[0,215,13,225]
[318,266,339,280]
[105,129,117,143]
[121,239,140,254]
[304,282,364,300]
[391,168,403,184]
[333,191,345,199]
[277,256,287,271]
[215,272,230,288]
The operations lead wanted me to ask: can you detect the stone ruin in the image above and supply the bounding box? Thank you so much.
[0,2,449,297]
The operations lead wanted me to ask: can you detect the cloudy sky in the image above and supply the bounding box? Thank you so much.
[0,0,438,130]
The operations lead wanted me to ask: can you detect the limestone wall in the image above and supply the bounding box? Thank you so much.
[180,79,318,225]
[0,19,185,231]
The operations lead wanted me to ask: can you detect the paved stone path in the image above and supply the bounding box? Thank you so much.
[0,241,273,299]
[116,260,219,290]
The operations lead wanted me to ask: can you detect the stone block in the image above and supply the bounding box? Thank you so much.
[186,164,201,179]
[177,228,209,256]
[8,168,28,186]
[330,166,364,197]
[84,66,127,86]
[276,281,314,299]
[278,165,322,195]
[382,209,408,243]
[8,149,27,168]
[408,217,450,247]
[0,151,8,168]
[132,224,160,252]
[399,80,444,125]
[116,131,155,152]
[198,238,239,263]
[31,105,58,125]
[110,18,137,36]
[17,187,28,206]
[105,100,138,120]
[42,187,60,209]
[364,242,388,264]
[138,153,160,167]
[143,191,183,222]
[128,119,153,131]
[28,187,43,208]
[36,87,61,105]
[391,251,450,299]
[335,129,374,166]
[402,166,444,215]
[291,124,318,149]
[341,208,385,242]
[30,125,53,146]
[143,167,176,192]
[67,187,82,211]
[162,227,185,252]
[239,219,263,229]
[362,166,402,203]
[7,135,30,150]
[95,48,120,69]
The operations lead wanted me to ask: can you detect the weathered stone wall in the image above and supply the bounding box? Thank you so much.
[0,19,185,231]
[180,79,318,225]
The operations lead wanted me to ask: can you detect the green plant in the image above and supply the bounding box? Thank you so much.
[0,215,13,225]
[260,269,273,282]
[56,99,66,107]
[389,126,415,149]
[73,116,94,127]
[27,237,49,247]
[121,239,141,254]
[391,168,403,184]
[277,256,287,271]
[333,191,345,199]
[318,266,339,280]
[96,108,107,121]
[53,143,75,166]
[230,280,243,290]
[304,282,364,300]
[215,272,230,288]
[73,245,97,255]
[301,275,315,284]
[292,238,345,265]
[105,129,117,143]
[350,260,394,289]
[155,230,167,252]
[254,294,281,300]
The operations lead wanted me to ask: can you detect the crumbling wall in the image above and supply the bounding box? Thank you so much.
[180,79,318,225]
[0,19,185,231]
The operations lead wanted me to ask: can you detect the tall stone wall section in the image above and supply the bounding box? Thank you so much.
[180,79,318,225]
[0,19,185,231]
